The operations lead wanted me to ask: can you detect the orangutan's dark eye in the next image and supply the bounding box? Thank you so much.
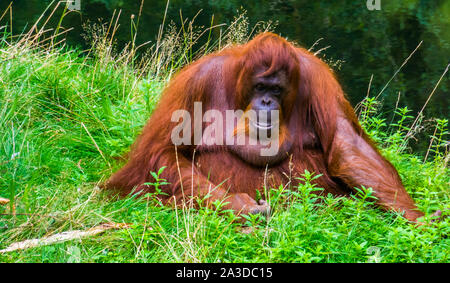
[255,83,265,92]
[272,86,281,94]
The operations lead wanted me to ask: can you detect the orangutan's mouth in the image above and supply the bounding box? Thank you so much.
[252,121,274,130]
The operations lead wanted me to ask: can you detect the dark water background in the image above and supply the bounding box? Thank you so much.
[1,0,449,152]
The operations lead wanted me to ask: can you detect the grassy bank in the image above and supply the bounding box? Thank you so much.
[0,12,448,262]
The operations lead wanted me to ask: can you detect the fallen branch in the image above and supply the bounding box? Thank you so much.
[0,223,131,253]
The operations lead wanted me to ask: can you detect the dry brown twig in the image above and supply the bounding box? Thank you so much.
[0,223,131,253]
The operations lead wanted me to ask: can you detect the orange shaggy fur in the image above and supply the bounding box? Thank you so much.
[105,33,424,221]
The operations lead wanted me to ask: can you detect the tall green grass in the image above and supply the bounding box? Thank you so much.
[0,5,448,263]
